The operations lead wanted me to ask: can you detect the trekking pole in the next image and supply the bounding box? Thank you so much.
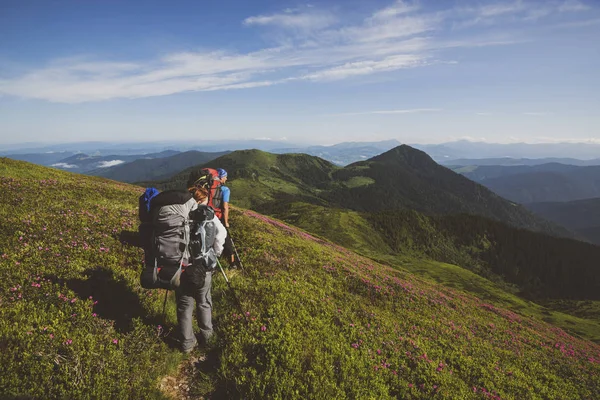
[216,258,230,284]
[216,259,244,313]
[162,289,169,321]
[228,235,246,273]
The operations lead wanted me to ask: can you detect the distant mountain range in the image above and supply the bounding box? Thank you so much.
[0,139,297,156]
[3,139,599,167]
[442,157,600,167]
[1,139,403,168]
[271,139,401,165]
[527,198,600,245]
[413,140,600,162]
[3,151,78,166]
[88,150,229,183]
[457,164,600,203]
[47,150,180,173]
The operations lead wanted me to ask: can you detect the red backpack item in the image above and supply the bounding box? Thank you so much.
[191,168,224,219]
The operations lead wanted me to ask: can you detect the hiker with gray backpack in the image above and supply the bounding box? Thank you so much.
[187,167,241,269]
[138,186,226,353]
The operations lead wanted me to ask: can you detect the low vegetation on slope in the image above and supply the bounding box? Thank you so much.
[204,210,600,399]
[1,158,599,399]
[0,158,178,398]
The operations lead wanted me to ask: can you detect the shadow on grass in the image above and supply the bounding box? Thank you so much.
[46,267,181,350]
[118,230,142,248]
[66,267,156,332]
[189,346,240,400]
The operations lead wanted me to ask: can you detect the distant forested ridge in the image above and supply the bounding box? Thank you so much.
[370,210,600,300]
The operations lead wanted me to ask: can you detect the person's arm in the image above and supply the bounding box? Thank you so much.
[212,217,227,256]
[223,202,229,228]
[221,186,231,227]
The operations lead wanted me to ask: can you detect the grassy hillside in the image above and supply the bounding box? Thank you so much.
[0,158,179,398]
[258,201,600,340]
[194,210,600,399]
[3,158,600,399]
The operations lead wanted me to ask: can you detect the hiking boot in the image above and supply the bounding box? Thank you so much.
[182,338,198,354]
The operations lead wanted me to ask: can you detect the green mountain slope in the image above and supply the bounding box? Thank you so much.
[156,148,600,302]
[164,146,568,238]
[325,146,568,236]
[458,164,600,203]
[2,158,599,399]
[527,198,600,245]
[262,199,600,302]
[160,149,338,208]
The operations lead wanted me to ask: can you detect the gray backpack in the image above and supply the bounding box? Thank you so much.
[186,205,218,285]
[139,190,197,290]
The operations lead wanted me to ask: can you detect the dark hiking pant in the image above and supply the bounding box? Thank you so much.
[220,221,235,264]
[175,271,213,351]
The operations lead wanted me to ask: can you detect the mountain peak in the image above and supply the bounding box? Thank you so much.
[368,144,437,170]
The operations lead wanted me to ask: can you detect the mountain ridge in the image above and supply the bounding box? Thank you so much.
[460,164,600,203]
[89,150,229,183]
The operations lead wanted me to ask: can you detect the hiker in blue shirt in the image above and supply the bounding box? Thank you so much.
[214,169,238,268]
[216,169,231,228]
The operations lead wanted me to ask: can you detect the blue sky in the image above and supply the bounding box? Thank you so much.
[0,0,599,145]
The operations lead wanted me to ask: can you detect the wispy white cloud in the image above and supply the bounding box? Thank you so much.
[558,0,591,12]
[533,136,600,144]
[454,0,591,27]
[452,136,489,142]
[327,108,441,116]
[97,160,125,168]
[302,54,427,81]
[369,0,420,21]
[557,17,600,28]
[478,1,528,18]
[0,0,596,103]
[51,163,78,169]
[243,10,337,31]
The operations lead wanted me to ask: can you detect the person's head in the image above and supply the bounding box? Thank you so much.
[217,168,228,183]
[188,186,209,205]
